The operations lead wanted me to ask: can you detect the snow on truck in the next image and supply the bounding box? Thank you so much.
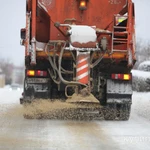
[20,0,136,120]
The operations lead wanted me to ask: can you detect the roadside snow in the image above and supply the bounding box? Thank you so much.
[138,61,150,72]
[70,25,97,43]
[0,88,22,104]
[132,92,150,121]
[132,69,150,78]
[139,61,150,66]
[132,69,150,91]
[0,87,150,121]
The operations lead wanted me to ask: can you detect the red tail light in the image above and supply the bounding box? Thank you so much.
[36,70,47,77]
[27,70,47,77]
[111,74,131,80]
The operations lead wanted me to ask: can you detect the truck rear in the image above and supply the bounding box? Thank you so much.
[20,0,136,120]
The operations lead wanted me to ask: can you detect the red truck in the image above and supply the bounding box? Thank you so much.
[20,0,136,120]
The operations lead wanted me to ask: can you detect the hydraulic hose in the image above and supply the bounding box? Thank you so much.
[45,44,60,84]
[58,44,87,87]
[91,51,107,68]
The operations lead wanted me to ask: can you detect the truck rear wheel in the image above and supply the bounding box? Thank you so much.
[103,104,117,120]
[117,104,131,121]
[103,103,131,120]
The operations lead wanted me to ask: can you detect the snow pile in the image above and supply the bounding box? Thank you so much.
[132,70,150,78]
[132,60,150,91]
[70,25,96,44]
[138,61,150,72]
[0,88,22,104]
[132,70,150,92]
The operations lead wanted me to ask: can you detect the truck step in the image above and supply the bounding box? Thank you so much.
[113,38,127,44]
[113,41,127,44]
[113,38,127,41]
[114,26,127,29]
[114,31,128,37]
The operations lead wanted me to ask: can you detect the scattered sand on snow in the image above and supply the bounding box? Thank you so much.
[23,94,101,119]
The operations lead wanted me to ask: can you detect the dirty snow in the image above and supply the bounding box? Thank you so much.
[0,79,150,149]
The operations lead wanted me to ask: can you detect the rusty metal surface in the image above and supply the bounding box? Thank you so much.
[24,0,135,63]
[38,0,126,27]
[36,51,127,60]
[38,0,127,40]
[25,13,30,56]
[72,42,96,48]
[31,0,37,39]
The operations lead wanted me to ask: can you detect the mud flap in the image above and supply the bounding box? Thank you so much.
[106,79,132,104]
[103,79,132,120]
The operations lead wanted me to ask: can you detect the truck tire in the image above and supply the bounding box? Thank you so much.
[103,104,117,120]
[103,103,131,120]
[117,104,131,121]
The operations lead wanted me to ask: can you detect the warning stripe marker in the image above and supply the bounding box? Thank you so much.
[76,52,90,84]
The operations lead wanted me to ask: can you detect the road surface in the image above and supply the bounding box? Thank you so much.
[0,88,150,150]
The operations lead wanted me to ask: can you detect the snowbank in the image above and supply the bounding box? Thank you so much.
[0,88,22,104]
[139,61,150,66]
[138,61,150,72]
[132,70,150,92]
[132,70,150,78]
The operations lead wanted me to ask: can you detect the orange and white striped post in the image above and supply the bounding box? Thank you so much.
[76,52,90,84]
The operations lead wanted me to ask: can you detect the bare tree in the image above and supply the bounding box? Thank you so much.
[134,40,150,69]
[0,58,13,84]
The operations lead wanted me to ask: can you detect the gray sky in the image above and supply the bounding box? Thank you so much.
[133,0,150,42]
[0,0,150,66]
[0,0,25,66]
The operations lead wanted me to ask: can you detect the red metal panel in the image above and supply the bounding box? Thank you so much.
[32,0,37,39]
[38,0,127,40]
[27,0,135,64]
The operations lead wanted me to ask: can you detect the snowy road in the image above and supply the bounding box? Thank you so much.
[0,88,150,150]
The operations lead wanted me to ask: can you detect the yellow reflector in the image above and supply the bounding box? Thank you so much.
[123,74,130,80]
[27,70,35,76]
[118,18,124,23]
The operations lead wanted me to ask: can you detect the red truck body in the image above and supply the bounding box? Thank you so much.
[21,0,136,120]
